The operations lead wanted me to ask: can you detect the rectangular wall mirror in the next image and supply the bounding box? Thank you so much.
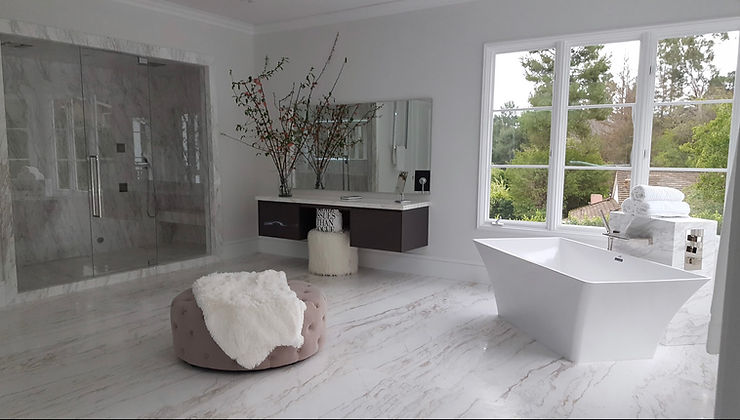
[294,98,432,193]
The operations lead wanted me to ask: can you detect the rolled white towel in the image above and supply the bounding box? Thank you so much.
[621,198,690,217]
[620,198,637,214]
[630,185,685,202]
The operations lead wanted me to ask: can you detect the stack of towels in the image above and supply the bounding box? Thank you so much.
[621,185,691,217]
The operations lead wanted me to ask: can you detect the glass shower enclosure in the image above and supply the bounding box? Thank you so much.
[1,35,210,292]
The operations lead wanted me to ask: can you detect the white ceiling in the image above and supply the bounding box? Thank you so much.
[146,0,476,33]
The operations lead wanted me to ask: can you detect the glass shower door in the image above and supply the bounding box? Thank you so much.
[80,48,157,275]
[1,36,96,291]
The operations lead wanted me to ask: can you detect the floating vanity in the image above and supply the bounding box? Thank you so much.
[256,194,430,252]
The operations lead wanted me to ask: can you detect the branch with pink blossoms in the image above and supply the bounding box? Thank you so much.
[229,33,378,194]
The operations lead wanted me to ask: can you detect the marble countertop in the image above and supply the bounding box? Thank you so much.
[255,193,430,211]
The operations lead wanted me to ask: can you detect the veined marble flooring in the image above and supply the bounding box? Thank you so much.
[0,254,717,418]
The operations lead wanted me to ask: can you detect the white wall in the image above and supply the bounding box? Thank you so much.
[254,0,740,272]
[0,0,259,247]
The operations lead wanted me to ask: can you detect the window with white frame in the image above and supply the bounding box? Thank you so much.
[488,47,554,223]
[479,21,740,234]
[648,32,738,229]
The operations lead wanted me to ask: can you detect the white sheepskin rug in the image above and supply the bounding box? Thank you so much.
[192,270,306,369]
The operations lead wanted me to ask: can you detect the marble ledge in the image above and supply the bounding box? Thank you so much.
[610,211,718,278]
[256,193,431,211]
[0,18,213,66]
[3,255,219,307]
[610,211,720,226]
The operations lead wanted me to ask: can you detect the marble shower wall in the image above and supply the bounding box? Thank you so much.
[2,34,209,283]
[2,38,95,266]
[0,46,15,306]
[3,38,156,267]
[0,18,221,305]
[149,60,209,253]
[80,47,160,263]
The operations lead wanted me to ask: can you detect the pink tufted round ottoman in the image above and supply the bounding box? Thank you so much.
[170,280,326,371]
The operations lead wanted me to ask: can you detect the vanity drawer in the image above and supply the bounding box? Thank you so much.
[350,207,428,252]
[258,201,303,240]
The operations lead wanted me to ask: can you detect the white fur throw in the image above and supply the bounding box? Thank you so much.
[192,270,306,369]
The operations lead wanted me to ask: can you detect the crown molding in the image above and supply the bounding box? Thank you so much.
[111,0,256,35]
[253,0,479,34]
[113,0,479,36]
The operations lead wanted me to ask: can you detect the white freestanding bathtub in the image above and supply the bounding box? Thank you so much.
[474,237,709,362]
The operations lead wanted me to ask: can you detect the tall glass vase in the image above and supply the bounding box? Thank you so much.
[278,172,293,197]
[314,169,326,190]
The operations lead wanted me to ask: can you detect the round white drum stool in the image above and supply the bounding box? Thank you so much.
[307,229,359,276]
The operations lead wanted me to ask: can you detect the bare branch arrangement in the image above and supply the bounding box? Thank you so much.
[229,33,379,195]
[304,101,381,190]
[300,34,381,189]
[230,55,300,196]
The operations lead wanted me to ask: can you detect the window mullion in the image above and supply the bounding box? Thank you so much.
[727,38,740,179]
[719,34,740,233]
[477,46,497,227]
[545,40,571,231]
[631,31,658,187]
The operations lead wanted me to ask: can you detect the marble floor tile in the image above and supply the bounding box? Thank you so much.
[661,280,714,346]
[0,254,717,418]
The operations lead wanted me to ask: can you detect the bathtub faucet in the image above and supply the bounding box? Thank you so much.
[599,210,653,251]
[600,210,618,251]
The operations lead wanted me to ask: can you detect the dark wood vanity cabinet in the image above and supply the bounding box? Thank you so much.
[257,200,429,252]
[350,207,428,252]
[258,201,308,240]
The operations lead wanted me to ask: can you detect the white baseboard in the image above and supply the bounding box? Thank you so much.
[254,236,488,283]
[258,236,308,258]
[220,237,259,260]
[357,248,488,283]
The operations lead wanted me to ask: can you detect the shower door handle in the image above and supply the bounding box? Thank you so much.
[89,155,102,218]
